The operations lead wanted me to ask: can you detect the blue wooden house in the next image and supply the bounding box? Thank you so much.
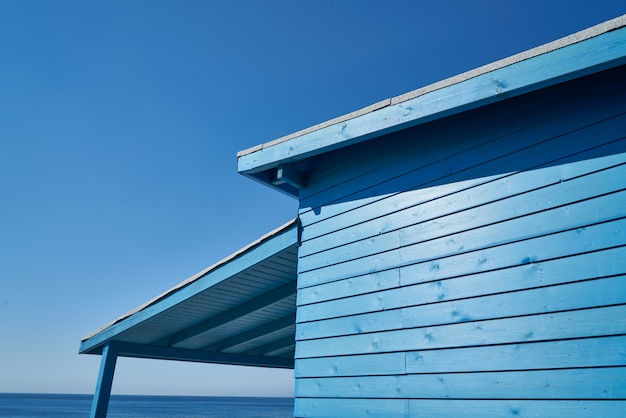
[81,15,626,417]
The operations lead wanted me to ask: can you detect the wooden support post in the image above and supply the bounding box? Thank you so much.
[90,342,118,418]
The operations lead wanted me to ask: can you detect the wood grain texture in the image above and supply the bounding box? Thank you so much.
[299,211,626,289]
[299,152,626,257]
[299,164,626,271]
[294,398,626,417]
[294,398,409,417]
[297,367,626,399]
[295,335,626,378]
[298,77,626,226]
[300,70,624,209]
[295,305,626,358]
[291,54,626,414]
[405,400,626,418]
[298,244,625,311]
[297,269,626,338]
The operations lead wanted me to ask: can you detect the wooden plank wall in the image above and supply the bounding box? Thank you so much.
[293,66,626,417]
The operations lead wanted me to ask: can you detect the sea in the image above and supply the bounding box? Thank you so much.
[0,393,294,417]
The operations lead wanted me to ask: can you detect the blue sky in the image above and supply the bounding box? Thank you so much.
[0,1,624,397]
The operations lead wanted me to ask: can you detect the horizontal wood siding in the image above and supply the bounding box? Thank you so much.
[295,399,626,417]
[294,67,626,416]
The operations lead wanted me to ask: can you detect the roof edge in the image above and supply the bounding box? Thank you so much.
[389,14,626,106]
[237,14,626,181]
[236,98,392,158]
[80,218,298,347]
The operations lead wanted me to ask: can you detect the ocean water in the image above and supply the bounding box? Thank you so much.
[0,393,294,417]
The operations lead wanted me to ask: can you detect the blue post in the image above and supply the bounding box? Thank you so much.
[90,342,118,418]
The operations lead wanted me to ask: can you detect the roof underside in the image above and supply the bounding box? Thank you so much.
[79,219,299,369]
[237,15,626,197]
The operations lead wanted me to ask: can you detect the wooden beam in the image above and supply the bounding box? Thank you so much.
[153,281,297,347]
[202,313,296,352]
[246,335,295,357]
[90,342,118,418]
[113,341,294,369]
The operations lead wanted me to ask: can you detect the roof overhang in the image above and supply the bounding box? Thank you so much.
[237,15,626,198]
[79,219,299,369]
